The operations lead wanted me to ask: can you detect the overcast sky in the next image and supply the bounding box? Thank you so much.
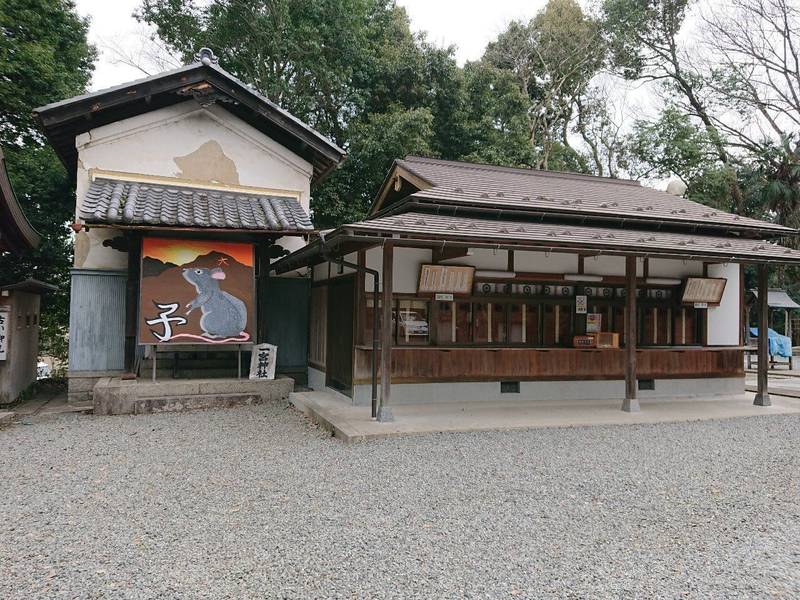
[74,0,551,91]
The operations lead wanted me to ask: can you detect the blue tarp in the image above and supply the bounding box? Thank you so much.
[750,327,793,358]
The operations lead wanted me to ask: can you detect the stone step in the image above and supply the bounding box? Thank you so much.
[133,393,261,415]
[93,376,295,416]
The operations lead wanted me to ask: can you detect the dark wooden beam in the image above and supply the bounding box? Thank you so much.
[378,242,395,421]
[432,246,470,263]
[623,255,640,412]
[754,264,771,406]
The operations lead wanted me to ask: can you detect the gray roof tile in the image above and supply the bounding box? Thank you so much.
[347,211,800,264]
[81,178,313,231]
[394,156,794,236]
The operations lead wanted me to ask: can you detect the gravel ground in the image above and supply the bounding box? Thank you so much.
[1,402,799,599]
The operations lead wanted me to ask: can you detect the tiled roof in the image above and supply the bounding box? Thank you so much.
[344,212,800,264]
[749,288,800,308]
[81,178,313,231]
[34,59,345,184]
[0,147,40,253]
[390,156,793,236]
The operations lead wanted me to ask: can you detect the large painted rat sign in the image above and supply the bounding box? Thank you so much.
[138,238,255,345]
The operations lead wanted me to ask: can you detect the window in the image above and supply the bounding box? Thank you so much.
[673,307,699,345]
[473,301,506,344]
[509,303,540,345]
[641,306,672,346]
[396,299,429,345]
[542,303,571,346]
[436,301,471,344]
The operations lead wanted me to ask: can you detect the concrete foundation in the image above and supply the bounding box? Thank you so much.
[68,371,121,406]
[93,376,294,416]
[346,376,745,406]
[290,390,800,443]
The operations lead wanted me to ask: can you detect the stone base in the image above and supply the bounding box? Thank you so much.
[93,376,294,416]
[68,371,123,406]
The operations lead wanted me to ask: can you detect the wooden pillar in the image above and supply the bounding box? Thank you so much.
[623,255,640,412]
[123,233,141,375]
[754,264,771,406]
[378,241,394,421]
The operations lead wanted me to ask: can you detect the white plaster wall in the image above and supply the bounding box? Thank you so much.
[514,251,578,274]
[365,247,432,292]
[706,263,740,346]
[74,101,314,270]
[583,255,625,276]
[649,258,703,278]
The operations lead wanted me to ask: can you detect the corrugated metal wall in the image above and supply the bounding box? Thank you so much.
[69,269,126,372]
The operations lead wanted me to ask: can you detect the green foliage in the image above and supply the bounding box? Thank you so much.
[138,0,509,226]
[312,107,435,226]
[481,0,606,171]
[602,0,692,81]
[626,107,716,183]
[0,0,95,147]
[457,62,533,167]
[0,0,94,367]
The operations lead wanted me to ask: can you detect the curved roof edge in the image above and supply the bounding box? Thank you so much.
[33,55,346,184]
[0,147,40,254]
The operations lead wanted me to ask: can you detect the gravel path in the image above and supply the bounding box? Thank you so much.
[1,401,799,599]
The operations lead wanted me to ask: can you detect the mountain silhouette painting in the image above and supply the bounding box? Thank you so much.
[138,238,255,345]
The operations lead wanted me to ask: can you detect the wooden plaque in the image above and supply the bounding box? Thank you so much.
[418,265,474,295]
[681,277,727,305]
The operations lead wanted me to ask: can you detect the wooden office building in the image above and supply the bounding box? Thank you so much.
[274,156,800,420]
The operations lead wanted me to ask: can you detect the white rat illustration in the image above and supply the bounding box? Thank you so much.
[182,267,247,338]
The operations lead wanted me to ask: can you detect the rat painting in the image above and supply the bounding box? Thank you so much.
[183,267,247,338]
[138,238,255,345]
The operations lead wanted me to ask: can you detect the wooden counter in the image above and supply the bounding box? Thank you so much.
[353,346,744,384]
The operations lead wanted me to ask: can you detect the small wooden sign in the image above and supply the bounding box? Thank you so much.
[0,305,9,361]
[682,278,726,305]
[435,293,454,301]
[249,343,277,380]
[576,295,587,314]
[418,265,474,295]
[586,313,602,333]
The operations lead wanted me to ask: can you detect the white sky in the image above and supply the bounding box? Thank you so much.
[74,0,551,91]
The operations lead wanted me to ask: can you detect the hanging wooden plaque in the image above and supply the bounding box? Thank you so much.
[681,277,727,305]
[418,265,475,295]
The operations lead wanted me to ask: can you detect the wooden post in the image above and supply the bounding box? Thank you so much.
[623,255,640,412]
[378,241,394,422]
[754,264,771,406]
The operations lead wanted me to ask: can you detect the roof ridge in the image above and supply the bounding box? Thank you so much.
[401,155,641,187]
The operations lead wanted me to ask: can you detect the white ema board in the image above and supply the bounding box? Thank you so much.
[249,343,277,380]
